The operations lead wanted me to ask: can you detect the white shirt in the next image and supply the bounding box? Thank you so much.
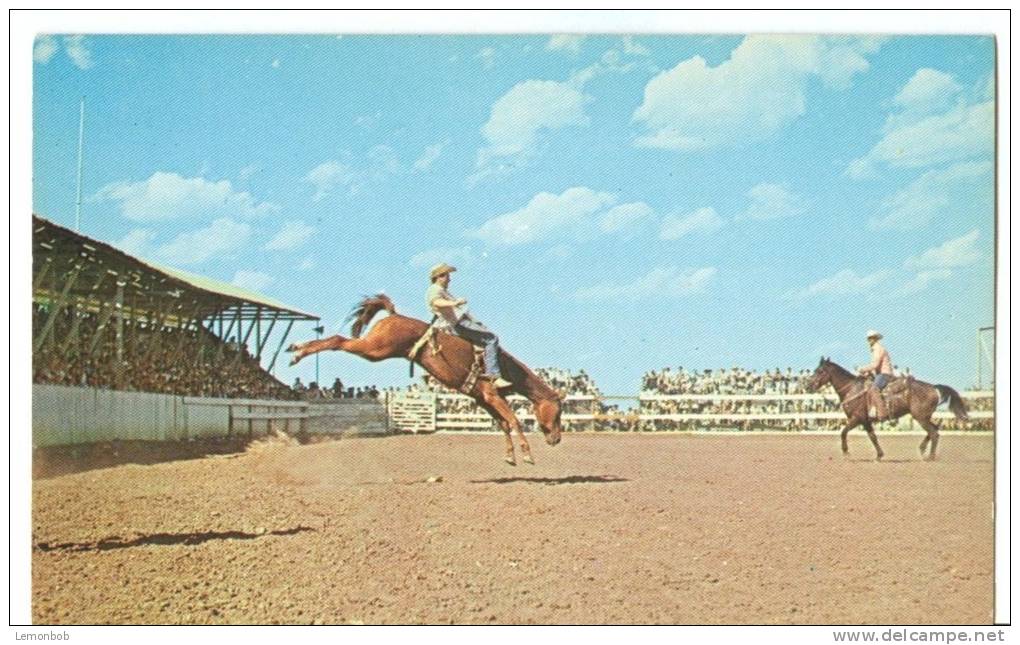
[426,283,469,330]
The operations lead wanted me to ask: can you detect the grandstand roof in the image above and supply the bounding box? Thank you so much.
[32,215,318,322]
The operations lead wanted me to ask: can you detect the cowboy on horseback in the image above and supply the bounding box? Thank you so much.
[427,263,513,390]
[857,329,894,420]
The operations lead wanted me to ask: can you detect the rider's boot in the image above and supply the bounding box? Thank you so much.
[868,386,888,421]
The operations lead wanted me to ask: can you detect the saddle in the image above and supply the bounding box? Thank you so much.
[853,375,912,420]
[407,321,486,395]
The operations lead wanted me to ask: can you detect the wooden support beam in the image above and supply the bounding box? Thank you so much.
[33,264,82,353]
[267,320,295,374]
[61,270,109,354]
[216,307,243,361]
[32,259,53,293]
[87,300,117,357]
[256,312,280,361]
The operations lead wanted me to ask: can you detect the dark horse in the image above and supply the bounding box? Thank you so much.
[286,295,563,465]
[807,357,968,461]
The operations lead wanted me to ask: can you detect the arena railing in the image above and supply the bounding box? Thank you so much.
[424,391,994,432]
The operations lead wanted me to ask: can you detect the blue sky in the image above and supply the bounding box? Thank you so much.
[32,34,996,394]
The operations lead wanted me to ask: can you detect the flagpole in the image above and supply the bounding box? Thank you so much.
[75,97,85,232]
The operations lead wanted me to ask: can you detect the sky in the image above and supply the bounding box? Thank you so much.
[32,33,996,394]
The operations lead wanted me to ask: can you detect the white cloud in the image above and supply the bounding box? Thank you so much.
[904,230,982,271]
[851,100,993,175]
[114,229,156,256]
[265,221,315,251]
[469,187,617,245]
[155,218,251,265]
[847,68,992,177]
[893,68,962,113]
[575,266,716,300]
[739,183,807,221]
[599,202,654,233]
[413,140,448,171]
[303,161,357,200]
[238,164,259,181]
[621,36,651,57]
[547,35,586,55]
[659,207,724,239]
[633,36,882,151]
[893,269,954,296]
[232,270,274,293]
[477,47,496,69]
[34,36,58,63]
[815,36,884,90]
[63,35,94,70]
[368,145,400,176]
[409,246,475,269]
[789,269,892,300]
[869,160,993,230]
[94,172,278,222]
[304,149,402,200]
[474,79,591,174]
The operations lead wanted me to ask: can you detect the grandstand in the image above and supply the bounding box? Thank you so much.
[32,215,318,399]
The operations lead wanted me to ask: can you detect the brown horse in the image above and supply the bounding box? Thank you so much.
[286,295,563,465]
[807,357,968,461]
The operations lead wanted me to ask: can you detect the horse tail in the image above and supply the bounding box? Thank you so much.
[346,293,396,338]
[935,385,969,421]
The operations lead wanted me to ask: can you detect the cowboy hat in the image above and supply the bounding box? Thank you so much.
[429,263,457,281]
[866,330,883,340]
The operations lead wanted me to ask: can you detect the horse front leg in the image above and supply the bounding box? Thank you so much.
[840,418,859,458]
[477,400,516,466]
[863,421,884,461]
[480,387,532,465]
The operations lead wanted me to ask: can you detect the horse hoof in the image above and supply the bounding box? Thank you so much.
[523,455,535,465]
[876,454,884,462]
[289,356,300,366]
[504,457,516,466]
[286,343,298,352]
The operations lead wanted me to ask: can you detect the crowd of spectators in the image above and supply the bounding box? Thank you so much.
[33,305,296,400]
[293,377,381,401]
[641,366,817,395]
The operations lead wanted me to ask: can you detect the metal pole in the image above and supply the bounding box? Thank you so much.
[976,328,982,390]
[315,328,321,385]
[75,97,85,232]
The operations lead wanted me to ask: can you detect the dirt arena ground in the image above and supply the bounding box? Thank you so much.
[31,432,994,625]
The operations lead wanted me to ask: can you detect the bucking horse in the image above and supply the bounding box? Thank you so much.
[286,294,563,465]
[807,357,969,461]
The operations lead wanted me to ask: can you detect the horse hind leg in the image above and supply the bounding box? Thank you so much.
[287,335,346,365]
[918,418,940,461]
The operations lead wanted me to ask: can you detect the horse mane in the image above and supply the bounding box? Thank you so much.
[346,293,396,338]
[824,358,858,382]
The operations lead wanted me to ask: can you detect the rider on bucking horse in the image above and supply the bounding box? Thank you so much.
[426,263,513,390]
[856,329,895,420]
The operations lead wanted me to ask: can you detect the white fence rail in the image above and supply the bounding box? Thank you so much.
[417,391,995,432]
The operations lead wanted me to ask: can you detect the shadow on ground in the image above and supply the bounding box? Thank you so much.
[470,475,629,486]
[33,526,314,553]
